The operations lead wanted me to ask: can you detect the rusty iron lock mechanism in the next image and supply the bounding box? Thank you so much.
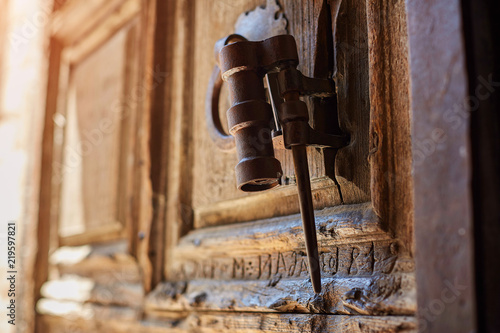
[206,34,349,293]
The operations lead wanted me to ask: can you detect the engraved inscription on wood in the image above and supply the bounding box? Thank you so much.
[172,241,399,281]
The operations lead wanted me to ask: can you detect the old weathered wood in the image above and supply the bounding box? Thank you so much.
[59,223,124,247]
[406,0,477,331]
[187,0,372,230]
[34,38,64,306]
[35,1,155,330]
[170,239,409,282]
[178,203,386,259]
[147,273,415,315]
[365,0,414,252]
[333,0,371,204]
[49,0,154,264]
[57,22,134,245]
[37,300,141,321]
[41,276,144,307]
[160,0,417,328]
[32,1,424,332]
[38,314,165,333]
[147,0,177,288]
[131,0,156,293]
[51,0,129,45]
[194,178,340,227]
[53,244,142,284]
[163,0,198,279]
[170,204,416,284]
[65,0,141,64]
[39,312,417,333]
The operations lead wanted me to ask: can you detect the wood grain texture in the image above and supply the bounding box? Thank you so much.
[55,19,143,247]
[333,0,371,204]
[147,273,415,315]
[33,1,422,332]
[170,204,415,283]
[163,0,198,280]
[59,28,128,237]
[53,242,142,285]
[41,277,144,308]
[406,0,477,331]
[51,0,130,45]
[65,0,141,64]
[170,240,409,282]
[365,0,414,252]
[194,178,340,227]
[131,0,156,294]
[176,204,385,260]
[34,38,64,306]
[160,1,417,328]
[39,312,417,333]
[147,0,177,289]
[35,3,155,331]
[37,300,142,322]
[38,314,164,333]
[188,0,375,229]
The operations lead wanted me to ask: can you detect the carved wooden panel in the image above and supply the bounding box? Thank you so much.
[49,0,145,247]
[158,204,415,318]
[58,28,130,238]
[29,0,478,331]
[38,0,417,331]
[159,2,415,331]
[38,312,417,333]
[188,0,371,229]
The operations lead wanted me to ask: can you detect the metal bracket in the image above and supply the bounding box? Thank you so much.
[266,68,349,150]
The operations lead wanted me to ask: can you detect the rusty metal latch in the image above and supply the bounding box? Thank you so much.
[206,34,349,293]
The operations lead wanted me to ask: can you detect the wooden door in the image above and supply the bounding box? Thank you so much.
[34,0,156,331]
[146,0,417,331]
[32,0,479,332]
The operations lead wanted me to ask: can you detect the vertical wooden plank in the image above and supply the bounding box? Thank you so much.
[132,0,156,293]
[334,0,371,204]
[164,0,197,279]
[365,0,414,251]
[35,39,64,298]
[34,37,63,313]
[147,0,176,288]
[406,0,476,331]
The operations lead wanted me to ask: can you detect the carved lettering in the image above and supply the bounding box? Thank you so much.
[259,254,272,279]
[287,252,298,277]
[337,246,352,275]
[173,241,400,281]
[294,253,309,278]
[321,248,338,276]
[275,252,287,276]
[233,258,245,279]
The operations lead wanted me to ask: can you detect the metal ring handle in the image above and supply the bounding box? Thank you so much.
[205,34,248,152]
[205,64,235,151]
